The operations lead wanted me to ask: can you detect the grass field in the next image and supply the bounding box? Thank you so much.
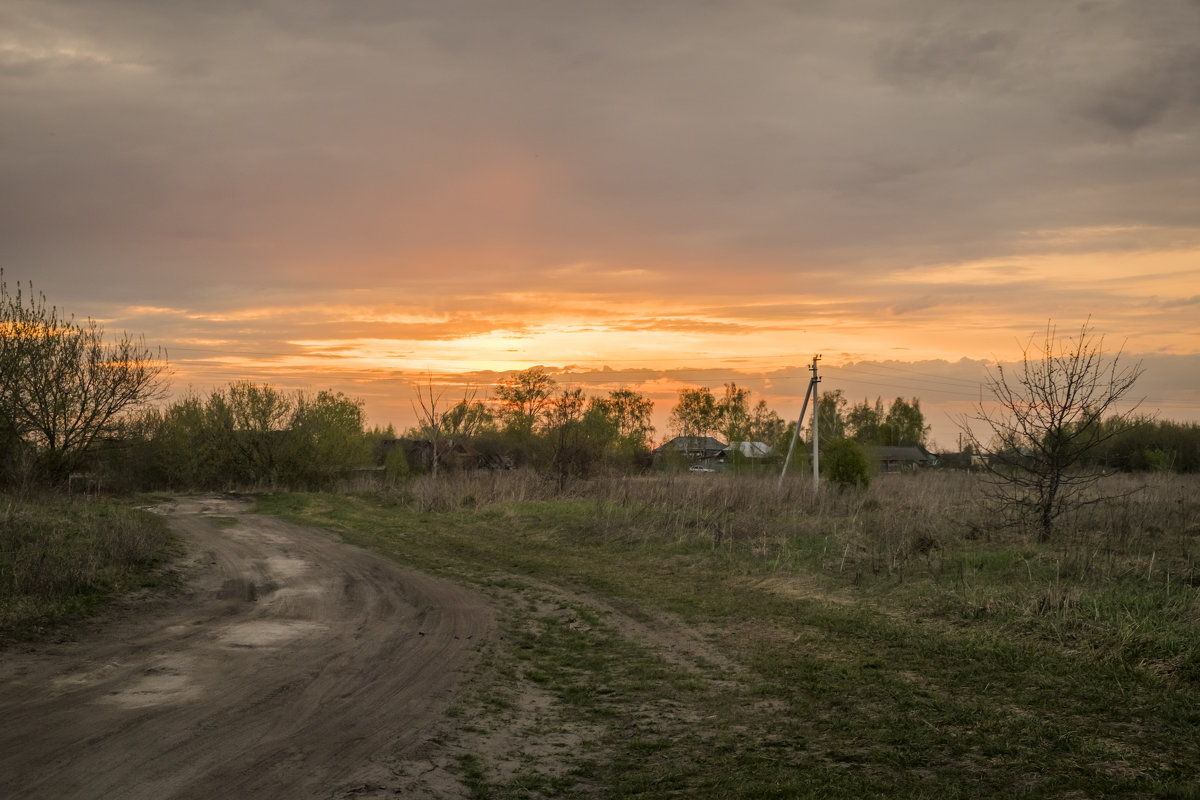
[0,495,178,644]
[259,470,1200,799]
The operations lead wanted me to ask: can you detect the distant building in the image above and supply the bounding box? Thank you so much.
[868,445,938,473]
[721,441,772,460]
[377,438,510,471]
[653,436,727,466]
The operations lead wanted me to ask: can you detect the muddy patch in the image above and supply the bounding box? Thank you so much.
[217,619,326,648]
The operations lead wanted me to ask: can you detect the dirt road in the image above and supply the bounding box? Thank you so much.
[0,496,493,799]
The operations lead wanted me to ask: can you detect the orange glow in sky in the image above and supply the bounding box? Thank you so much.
[127,242,1200,447]
[5,2,1200,445]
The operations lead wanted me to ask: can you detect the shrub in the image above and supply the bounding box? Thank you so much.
[822,438,871,489]
[384,444,411,482]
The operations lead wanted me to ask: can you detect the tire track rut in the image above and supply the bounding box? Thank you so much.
[0,495,493,799]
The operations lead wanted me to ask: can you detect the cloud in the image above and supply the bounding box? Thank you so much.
[2,0,1199,436]
[875,28,1020,91]
[1082,47,1200,134]
[5,0,1197,282]
[1160,295,1200,309]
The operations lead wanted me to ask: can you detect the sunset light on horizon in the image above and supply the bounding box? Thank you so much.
[4,0,1199,446]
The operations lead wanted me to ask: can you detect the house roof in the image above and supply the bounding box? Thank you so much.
[722,441,772,458]
[868,445,937,464]
[653,435,728,454]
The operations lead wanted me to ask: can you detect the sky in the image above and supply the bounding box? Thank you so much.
[3,0,1199,448]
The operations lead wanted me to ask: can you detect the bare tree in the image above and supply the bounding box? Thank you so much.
[413,375,488,476]
[0,275,167,484]
[412,375,446,477]
[961,321,1143,541]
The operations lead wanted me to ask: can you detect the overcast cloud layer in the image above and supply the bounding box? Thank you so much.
[3,0,1199,433]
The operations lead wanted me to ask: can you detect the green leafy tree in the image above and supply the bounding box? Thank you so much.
[717,383,751,444]
[847,397,885,444]
[747,399,785,450]
[591,388,655,467]
[495,367,557,437]
[882,397,929,446]
[545,388,597,488]
[817,390,847,442]
[282,390,370,487]
[140,394,223,488]
[822,438,871,489]
[670,387,719,439]
[142,384,370,490]
[847,396,928,446]
[384,443,411,482]
[593,388,654,448]
[1087,415,1199,474]
[224,382,294,486]
[671,384,783,447]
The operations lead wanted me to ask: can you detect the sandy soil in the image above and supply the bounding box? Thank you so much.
[0,495,494,799]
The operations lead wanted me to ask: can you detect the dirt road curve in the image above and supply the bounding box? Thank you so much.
[0,496,494,799]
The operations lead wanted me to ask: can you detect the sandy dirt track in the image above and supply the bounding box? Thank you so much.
[0,496,494,799]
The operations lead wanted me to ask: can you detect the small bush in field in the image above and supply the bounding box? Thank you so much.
[384,445,411,482]
[822,439,871,488]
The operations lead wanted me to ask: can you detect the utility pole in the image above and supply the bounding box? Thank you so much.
[779,355,821,489]
[810,355,821,486]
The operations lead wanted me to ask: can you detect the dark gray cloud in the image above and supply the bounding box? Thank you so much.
[2,0,1199,327]
[875,28,1020,90]
[1083,47,1200,134]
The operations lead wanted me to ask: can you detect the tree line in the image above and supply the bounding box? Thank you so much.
[813,390,930,448]
[2,279,1196,495]
[1087,416,1200,473]
[407,367,659,488]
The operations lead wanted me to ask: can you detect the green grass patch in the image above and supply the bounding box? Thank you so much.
[0,494,179,644]
[257,473,1200,798]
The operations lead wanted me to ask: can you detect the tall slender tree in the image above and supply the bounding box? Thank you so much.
[670,387,719,439]
[717,383,752,444]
